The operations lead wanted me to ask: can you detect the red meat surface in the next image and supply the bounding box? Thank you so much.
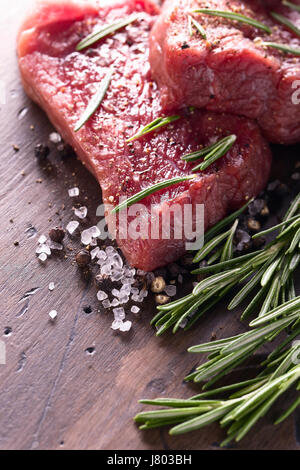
[149,0,300,144]
[18,0,271,270]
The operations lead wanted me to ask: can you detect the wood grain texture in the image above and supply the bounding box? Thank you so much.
[0,0,299,450]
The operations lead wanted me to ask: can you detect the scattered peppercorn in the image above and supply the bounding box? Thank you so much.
[247,218,261,232]
[49,227,65,243]
[57,143,75,159]
[151,276,166,294]
[76,249,91,268]
[14,241,19,247]
[34,143,50,160]
[155,294,170,305]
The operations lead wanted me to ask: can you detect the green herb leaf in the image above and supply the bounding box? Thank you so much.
[282,1,300,13]
[261,41,300,56]
[76,15,138,51]
[126,115,181,142]
[191,135,237,172]
[187,15,207,39]
[74,70,112,132]
[270,11,300,38]
[111,175,196,213]
[193,9,272,34]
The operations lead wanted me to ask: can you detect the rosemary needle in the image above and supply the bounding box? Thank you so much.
[188,15,207,39]
[282,0,300,13]
[191,135,236,172]
[192,9,272,34]
[76,15,138,51]
[74,70,112,132]
[261,41,300,56]
[270,11,300,38]
[126,115,181,142]
[111,175,196,213]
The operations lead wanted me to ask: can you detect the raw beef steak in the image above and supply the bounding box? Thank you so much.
[149,0,300,144]
[18,0,271,270]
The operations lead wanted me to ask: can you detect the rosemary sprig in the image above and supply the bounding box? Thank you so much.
[282,0,300,13]
[187,15,207,39]
[111,175,196,213]
[137,323,300,439]
[151,192,300,334]
[126,115,181,142]
[190,135,237,172]
[192,9,272,34]
[270,11,300,38]
[76,15,138,51]
[135,357,300,443]
[74,70,112,132]
[181,135,234,162]
[261,42,300,56]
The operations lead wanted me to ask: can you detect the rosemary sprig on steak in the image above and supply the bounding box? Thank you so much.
[76,15,138,51]
[151,192,300,335]
[182,134,237,172]
[74,69,112,132]
[187,15,207,39]
[192,9,272,34]
[261,41,300,56]
[270,11,300,38]
[126,115,181,142]
[283,0,300,13]
[111,175,196,213]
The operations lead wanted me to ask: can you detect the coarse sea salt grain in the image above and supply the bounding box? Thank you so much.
[48,241,63,251]
[112,288,120,298]
[102,299,111,309]
[36,244,51,256]
[101,265,112,276]
[38,253,47,263]
[91,247,100,260]
[111,319,122,331]
[49,132,61,144]
[165,285,177,297]
[131,306,140,314]
[97,290,108,301]
[38,234,47,244]
[66,220,79,235]
[113,307,125,321]
[120,320,132,332]
[110,298,120,307]
[97,250,107,261]
[68,187,80,198]
[49,282,55,291]
[74,206,87,219]
[49,310,57,320]
[90,226,101,238]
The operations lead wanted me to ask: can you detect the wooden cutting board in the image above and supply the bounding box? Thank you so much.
[0,0,299,450]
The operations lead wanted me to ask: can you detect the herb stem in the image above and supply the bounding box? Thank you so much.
[76,15,138,51]
[111,175,196,213]
[74,69,112,132]
[192,9,272,34]
[126,115,181,142]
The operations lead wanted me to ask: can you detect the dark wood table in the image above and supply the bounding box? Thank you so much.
[0,0,299,450]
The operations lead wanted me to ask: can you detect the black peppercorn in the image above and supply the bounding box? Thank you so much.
[49,227,65,243]
[34,143,50,160]
[76,249,91,268]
